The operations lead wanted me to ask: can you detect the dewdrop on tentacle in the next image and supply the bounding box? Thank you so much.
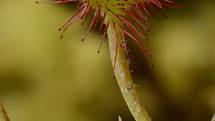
[36,0,180,69]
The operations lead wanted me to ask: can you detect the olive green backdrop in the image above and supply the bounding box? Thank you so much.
[0,0,214,121]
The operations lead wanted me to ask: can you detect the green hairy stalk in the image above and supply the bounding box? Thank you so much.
[108,23,151,121]
[212,114,215,121]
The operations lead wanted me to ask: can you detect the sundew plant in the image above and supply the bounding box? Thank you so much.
[35,0,180,121]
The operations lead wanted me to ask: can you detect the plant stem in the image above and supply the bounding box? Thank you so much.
[0,102,10,121]
[107,23,151,121]
[212,113,215,121]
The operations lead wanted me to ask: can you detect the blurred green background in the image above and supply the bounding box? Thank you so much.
[0,0,214,121]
